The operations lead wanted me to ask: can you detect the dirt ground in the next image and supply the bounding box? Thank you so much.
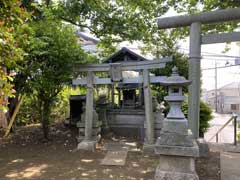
[0,123,220,180]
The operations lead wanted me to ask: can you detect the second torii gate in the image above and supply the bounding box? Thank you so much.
[157,8,240,138]
[73,58,172,150]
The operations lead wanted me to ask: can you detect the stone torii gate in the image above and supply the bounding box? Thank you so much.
[73,58,172,150]
[157,8,240,138]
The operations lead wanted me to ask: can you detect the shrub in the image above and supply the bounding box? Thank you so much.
[17,86,82,125]
[16,95,39,125]
[182,100,213,137]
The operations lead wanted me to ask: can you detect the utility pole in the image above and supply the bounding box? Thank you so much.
[215,60,218,112]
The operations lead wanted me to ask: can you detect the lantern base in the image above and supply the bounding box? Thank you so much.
[155,168,199,180]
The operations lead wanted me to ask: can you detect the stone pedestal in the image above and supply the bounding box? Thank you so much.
[155,130,199,180]
[77,99,101,151]
[197,138,209,157]
[77,136,100,152]
[155,155,198,180]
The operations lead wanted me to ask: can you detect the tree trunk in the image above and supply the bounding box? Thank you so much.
[41,101,51,140]
[5,96,19,132]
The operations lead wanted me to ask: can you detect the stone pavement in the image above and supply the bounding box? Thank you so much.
[221,152,240,180]
[208,143,240,180]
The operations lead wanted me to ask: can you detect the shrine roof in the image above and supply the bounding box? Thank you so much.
[116,83,139,90]
[102,47,149,63]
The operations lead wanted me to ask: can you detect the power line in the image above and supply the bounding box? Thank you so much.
[179,47,240,58]
[202,54,240,59]
[201,58,237,61]
[202,64,240,70]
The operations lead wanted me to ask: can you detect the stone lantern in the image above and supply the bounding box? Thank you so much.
[154,66,199,180]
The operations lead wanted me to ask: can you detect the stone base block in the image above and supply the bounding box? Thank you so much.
[155,141,199,157]
[155,170,199,180]
[156,132,194,147]
[197,138,209,157]
[77,139,98,152]
[154,155,199,180]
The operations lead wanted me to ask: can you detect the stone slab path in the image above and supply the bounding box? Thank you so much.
[100,150,128,166]
[103,141,140,152]
[100,140,140,166]
[221,152,240,180]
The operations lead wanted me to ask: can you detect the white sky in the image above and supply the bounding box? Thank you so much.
[200,43,240,91]
[179,40,240,91]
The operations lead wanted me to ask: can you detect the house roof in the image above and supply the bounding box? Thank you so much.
[102,47,149,63]
[207,82,240,92]
[219,82,240,90]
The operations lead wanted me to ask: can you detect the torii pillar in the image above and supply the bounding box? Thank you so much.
[157,8,240,138]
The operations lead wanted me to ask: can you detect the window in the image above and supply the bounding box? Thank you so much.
[231,104,239,111]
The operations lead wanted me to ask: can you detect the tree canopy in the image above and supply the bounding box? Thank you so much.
[0,0,31,110]
[21,12,94,138]
[54,0,239,58]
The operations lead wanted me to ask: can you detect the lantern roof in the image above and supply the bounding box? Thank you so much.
[160,66,191,86]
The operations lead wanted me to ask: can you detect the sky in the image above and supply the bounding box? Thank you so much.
[201,43,240,91]
[180,40,240,91]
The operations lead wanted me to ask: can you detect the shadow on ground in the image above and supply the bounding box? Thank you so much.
[0,123,220,180]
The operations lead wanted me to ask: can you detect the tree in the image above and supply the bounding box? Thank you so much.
[24,14,92,139]
[54,0,239,59]
[0,0,30,110]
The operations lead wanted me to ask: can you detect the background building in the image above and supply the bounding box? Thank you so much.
[205,82,240,113]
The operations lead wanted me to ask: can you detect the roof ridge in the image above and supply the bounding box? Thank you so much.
[102,47,149,63]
